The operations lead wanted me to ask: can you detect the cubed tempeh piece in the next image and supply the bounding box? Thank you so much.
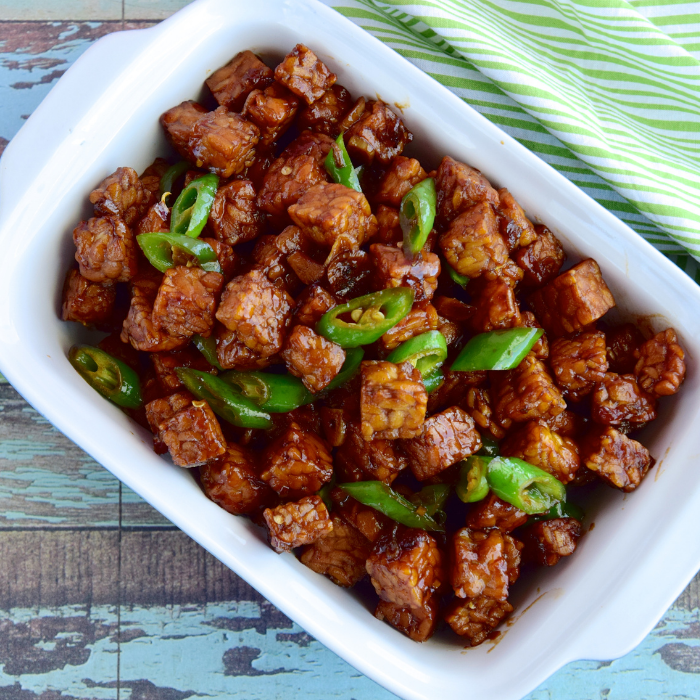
[209,180,265,247]
[634,328,686,397]
[152,266,224,339]
[159,100,207,157]
[300,515,372,587]
[451,528,522,601]
[381,301,439,351]
[491,353,566,427]
[514,224,566,289]
[297,84,353,136]
[251,234,300,292]
[159,400,226,468]
[150,346,215,393]
[581,426,653,492]
[375,156,428,208]
[215,325,277,371]
[370,244,440,302]
[540,408,589,440]
[293,283,336,327]
[89,167,148,227]
[324,248,374,301]
[257,131,334,220]
[288,182,377,248]
[606,323,645,374]
[375,204,403,245]
[516,310,548,360]
[188,107,259,179]
[243,82,300,146]
[435,155,499,225]
[206,50,274,111]
[274,44,336,104]
[461,386,507,440]
[469,277,521,333]
[139,158,170,202]
[73,216,137,283]
[496,188,537,251]
[375,595,439,643]
[500,421,580,484]
[529,259,615,336]
[320,407,347,448]
[121,288,187,353]
[145,391,194,435]
[366,527,444,609]
[335,423,408,484]
[402,407,482,481]
[439,202,508,281]
[216,269,293,357]
[465,493,528,533]
[261,422,333,499]
[444,596,513,646]
[281,325,345,393]
[330,488,391,543]
[360,360,428,441]
[550,330,608,400]
[136,200,170,235]
[591,372,657,424]
[345,100,412,165]
[61,269,115,326]
[263,495,333,554]
[200,443,273,516]
[522,518,582,566]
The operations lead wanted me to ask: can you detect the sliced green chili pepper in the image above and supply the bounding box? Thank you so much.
[160,160,190,203]
[324,347,364,392]
[477,434,500,457]
[137,232,221,274]
[324,133,362,192]
[170,173,219,238]
[68,345,142,409]
[317,288,414,348]
[529,501,585,524]
[175,368,272,429]
[447,264,469,288]
[339,481,444,532]
[456,455,491,504]
[422,367,444,394]
[386,331,447,376]
[486,456,566,515]
[219,371,313,413]
[400,177,436,257]
[451,328,544,372]
[410,484,451,525]
[192,334,223,371]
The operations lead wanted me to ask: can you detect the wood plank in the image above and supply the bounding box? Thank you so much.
[123,0,193,20]
[0,1,122,20]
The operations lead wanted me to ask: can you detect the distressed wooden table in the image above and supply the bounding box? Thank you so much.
[0,2,699,698]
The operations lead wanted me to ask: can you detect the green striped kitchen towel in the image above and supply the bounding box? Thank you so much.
[325,0,700,281]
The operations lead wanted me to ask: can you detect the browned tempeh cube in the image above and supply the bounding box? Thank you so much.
[435,155,499,225]
[152,266,223,339]
[464,493,528,533]
[263,495,333,553]
[496,188,537,251]
[288,182,377,248]
[330,488,391,544]
[516,310,548,359]
[261,422,334,499]
[451,528,522,601]
[274,44,336,104]
[159,400,226,467]
[402,406,482,481]
[491,353,566,427]
[121,288,188,353]
[606,323,645,374]
[501,421,580,484]
[380,301,439,351]
[345,100,412,165]
[469,277,521,333]
[439,202,509,279]
[375,156,428,208]
[159,101,207,156]
[145,391,194,435]
[634,328,686,397]
[360,360,428,441]
[215,325,277,371]
[550,330,608,400]
[150,346,215,394]
[375,595,439,643]
[522,518,582,566]
[281,325,345,393]
[366,527,444,609]
[293,284,336,327]
[461,386,507,440]
[514,224,566,290]
[89,166,148,227]
[581,426,653,492]
[297,84,353,137]
[73,216,137,283]
[324,248,374,301]
[206,50,274,111]
[251,233,300,292]
[375,204,403,245]
[216,269,293,357]
[136,200,170,235]
[370,244,440,302]
[209,180,265,247]
[444,596,513,646]
[139,158,170,202]
[61,269,115,326]
[300,515,372,587]
[591,372,657,424]
[200,443,273,516]
[243,82,300,146]
[529,259,615,336]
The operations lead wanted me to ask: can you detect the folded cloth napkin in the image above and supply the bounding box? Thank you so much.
[325,0,700,279]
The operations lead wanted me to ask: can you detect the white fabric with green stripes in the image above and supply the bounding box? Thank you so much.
[324,0,700,282]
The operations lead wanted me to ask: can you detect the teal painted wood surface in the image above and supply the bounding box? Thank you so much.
[0,5,699,699]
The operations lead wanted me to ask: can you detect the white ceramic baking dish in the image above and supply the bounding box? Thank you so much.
[0,1,699,698]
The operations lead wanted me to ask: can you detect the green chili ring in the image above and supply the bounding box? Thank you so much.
[160,161,190,203]
[456,455,491,504]
[137,232,221,274]
[170,173,219,239]
[400,177,436,257]
[324,133,362,193]
[192,334,223,371]
[219,370,313,413]
[386,331,447,376]
[323,347,364,393]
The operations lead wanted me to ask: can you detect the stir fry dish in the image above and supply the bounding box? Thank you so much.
[60,44,688,646]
